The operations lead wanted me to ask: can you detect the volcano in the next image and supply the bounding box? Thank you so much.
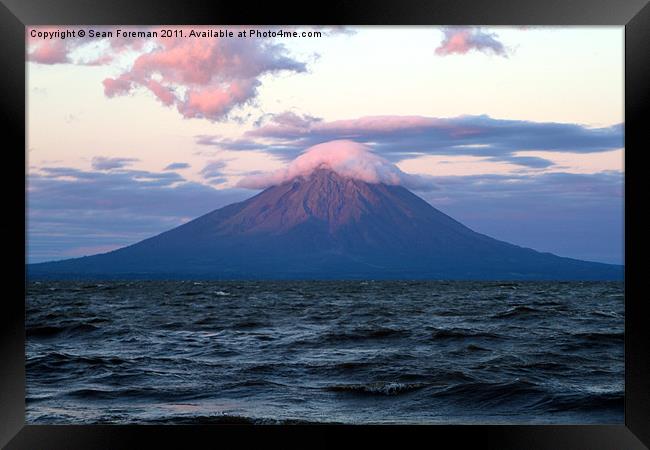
[28,168,622,280]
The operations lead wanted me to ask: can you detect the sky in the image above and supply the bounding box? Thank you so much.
[27,26,624,264]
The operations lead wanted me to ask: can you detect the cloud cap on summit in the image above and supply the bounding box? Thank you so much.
[238,140,432,191]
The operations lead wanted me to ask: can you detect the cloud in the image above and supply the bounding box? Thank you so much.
[27,26,145,66]
[435,27,509,57]
[238,140,435,191]
[239,113,623,168]
[420,170,624,264]
[194,134,302,161]
[28,27,308,121]
[427,171,623,204]
[100,29,306,121]
[195,136,263,151]
[255,111,322,129]
[27,165,250,263]
[163,162,190,171]
[28,38,71,64]
[499,155,554,169]
[91,156,139,170]
[200,160,229,181]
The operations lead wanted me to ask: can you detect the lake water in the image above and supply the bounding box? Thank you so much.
[26,280,624,424]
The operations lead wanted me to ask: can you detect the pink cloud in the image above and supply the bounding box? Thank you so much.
[27,27,307,121]
[233,112,623,171]
[319,116,443,134]
[27,27,73,65]
[29,40,71,64]
[102,77,133,97]
[247,114,452,141]
[435,27,508,57]
[27,26,134,65]
[177,79,258,119]
[100,30,306,121]
[145,79,176,106]
[238,140,432,190]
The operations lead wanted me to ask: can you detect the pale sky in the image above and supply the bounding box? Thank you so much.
[26,26,625,264]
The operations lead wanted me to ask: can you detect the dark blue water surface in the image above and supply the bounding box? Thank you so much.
[26,281,624,424]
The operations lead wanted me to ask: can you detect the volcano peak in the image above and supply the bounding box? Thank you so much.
[221,167,401,235]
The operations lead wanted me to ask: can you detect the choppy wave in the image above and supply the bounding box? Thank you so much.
[325,381,428,396]
[492,305,542,319]
[570,331,624,342]
[430,327,503,340]
[27,323,99,338]
[26,280,624,424]
[322,327,410,342]
[146,415,343,425]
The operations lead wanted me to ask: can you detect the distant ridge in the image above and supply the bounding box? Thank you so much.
[28,169,623,280]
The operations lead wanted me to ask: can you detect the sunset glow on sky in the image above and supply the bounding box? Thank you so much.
[27,26,624,264]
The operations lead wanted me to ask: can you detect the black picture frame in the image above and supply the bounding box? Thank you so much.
[2,0,648,448]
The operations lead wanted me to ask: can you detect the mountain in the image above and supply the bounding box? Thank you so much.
[28,168,623,280]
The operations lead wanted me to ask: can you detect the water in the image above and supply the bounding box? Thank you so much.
[26,281,624,424]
